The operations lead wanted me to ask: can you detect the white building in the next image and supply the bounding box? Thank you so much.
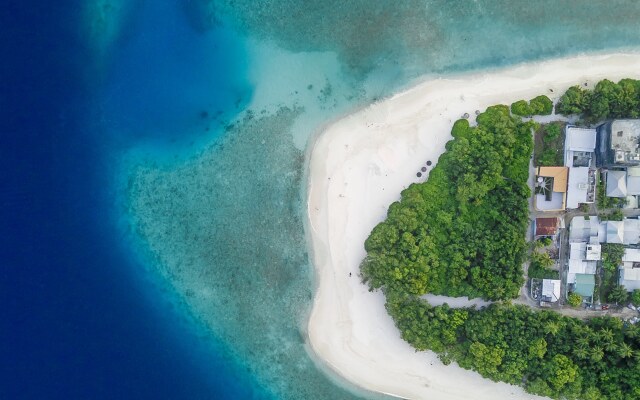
[627,167,640,195]
[620,268,640,292]
[606,170,628,198]
[566,167,596,209]
[622,248,640,269]
[619,248,640,292]
[569,216,600,242]
[597,218,640,245]
[564,126,596,167]
[541,279,561,303]
[564,127,597,210]
[567,242,597,284]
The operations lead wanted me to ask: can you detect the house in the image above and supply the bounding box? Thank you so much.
[603,220,625,243]
[618,249,640,291]
[569,216,600,242]
[573,273,595,299]
[595,218,640,245]
[622,248,640,269]
[596,119,640,167]
[568,242,597,284]
[534,166,568,211]
[625,219,640,244]
[627,167,640,195]
[535,217,560,238]
[565,126,597,167]
[619,268,640,292]
[606,170,628,198]
[566,167,596,209]
[542,279,561,303]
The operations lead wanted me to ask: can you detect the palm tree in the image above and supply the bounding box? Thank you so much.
[544,321,560,337]
[625,325,640,340]
[573,344,590,360]
[576,335,591,348]
[618,342,634,359]
[604,340,618,354]
[590,346,604,362]
[599,328,615,344]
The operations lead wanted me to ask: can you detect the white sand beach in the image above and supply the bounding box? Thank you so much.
[306,53,640,399]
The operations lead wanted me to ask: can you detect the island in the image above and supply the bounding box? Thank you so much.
[307,53,640,400]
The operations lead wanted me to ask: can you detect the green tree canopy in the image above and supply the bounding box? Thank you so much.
[567,292,582,307]
[361,105,532,300]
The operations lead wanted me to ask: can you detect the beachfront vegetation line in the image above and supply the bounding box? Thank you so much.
[510,95,553,117]
[361,79,640,400]
[361,105,533,300]
[556,78,640,121]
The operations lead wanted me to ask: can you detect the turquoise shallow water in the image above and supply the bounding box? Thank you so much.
[97,1,640,399]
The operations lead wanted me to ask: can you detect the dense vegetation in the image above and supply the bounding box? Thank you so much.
[362,81,640,399]
[556,78,640,122]
[361,106,533,300]
[387,295,640,400]
[601,244,626,304]
[511,95,553,116]
[534,122,565,166]
[528,251,559,280]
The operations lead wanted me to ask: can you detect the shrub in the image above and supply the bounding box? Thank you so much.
[511,100,533,116]
[632,289,640,307]
[544,123,561,141]
[530,95,553,115]
[567,292,582,307]
[556,86,588,115]
[608,285,629,305]
[451,119,470,139]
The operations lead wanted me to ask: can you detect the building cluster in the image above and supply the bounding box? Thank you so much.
[535,126,597,211]
[598,120,640,207]
[535,120,640,211]
[536,214,640,303]
[532,120,640,305]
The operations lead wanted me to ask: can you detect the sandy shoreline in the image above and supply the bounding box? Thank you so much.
[306,53,640,400]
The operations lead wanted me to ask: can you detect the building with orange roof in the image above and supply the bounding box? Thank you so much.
[534,166,568,211]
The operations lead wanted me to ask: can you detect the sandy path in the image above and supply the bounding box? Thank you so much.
[306,53,640,400]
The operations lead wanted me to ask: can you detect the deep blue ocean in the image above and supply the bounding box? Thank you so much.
[1,1,262,399]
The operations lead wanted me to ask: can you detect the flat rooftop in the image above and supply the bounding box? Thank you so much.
[610,120,640,163]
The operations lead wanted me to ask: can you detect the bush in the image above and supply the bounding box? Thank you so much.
[451,119,470,139]
[556,86,588,115]
[537,149,558,166]
[632,289,640,307]
[530,95,553,115]
[537,237,552,247]
[556,78,640,121]
[529,251,558,279]
[511,100,533,116]
[608,285,629,305]
[601,243,625,272]
[567,292,582,307]
[544,123,561,141]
